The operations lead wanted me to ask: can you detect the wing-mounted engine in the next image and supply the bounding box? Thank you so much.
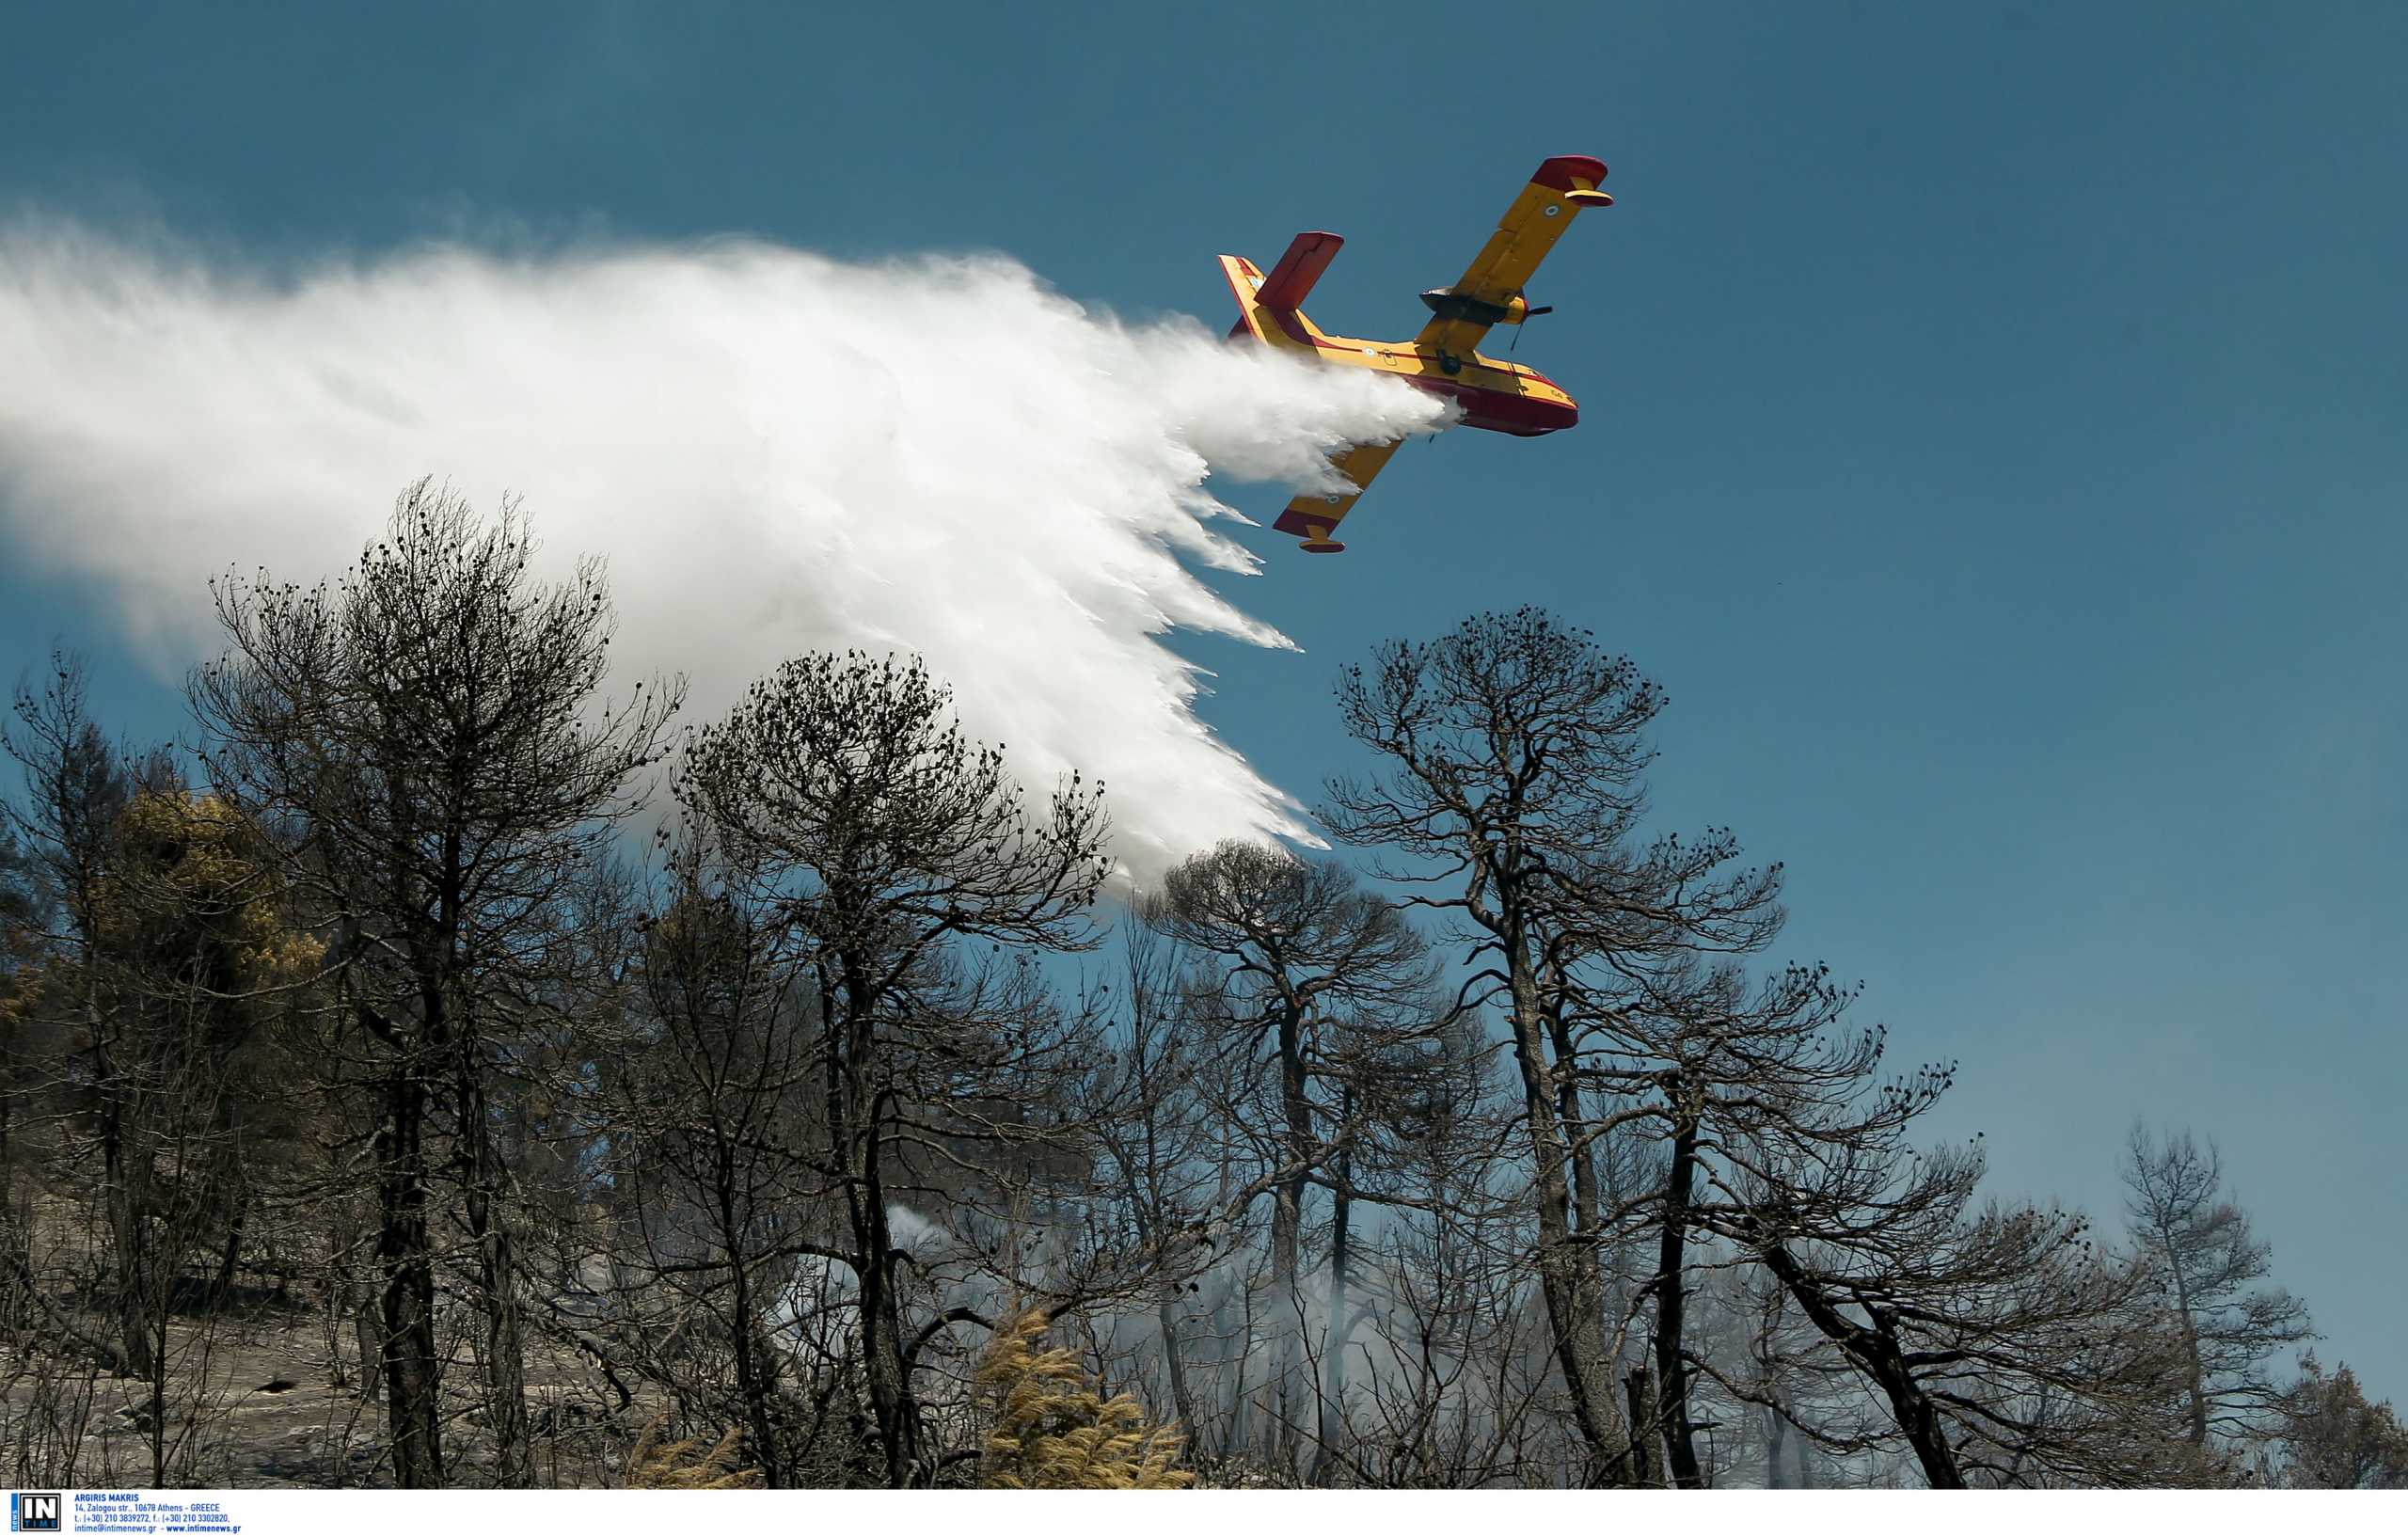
[1418,289,1553,326]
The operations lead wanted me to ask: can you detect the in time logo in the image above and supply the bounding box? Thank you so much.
[8,1493,62,1533]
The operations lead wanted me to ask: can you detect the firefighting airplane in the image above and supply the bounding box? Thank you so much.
[1218,153,1610,553]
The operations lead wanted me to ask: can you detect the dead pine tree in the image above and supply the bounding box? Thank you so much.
[675,650,1111,1487]
[1076,915,1217,1442]
[2264,1355,2408,1489]
[1145,840,1438,1479]
[1592,955,1888,1488]
[88,786,317,1486]
[2,656,146,1377]
[2120,1124,2312,1453]
[1322,610,1679,1486]
[606,830,830,1487]
[190,480,681,1486]
[5,661,320,1484]
[1730,1129,2203,1487]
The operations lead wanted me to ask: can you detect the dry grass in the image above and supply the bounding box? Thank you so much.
[974,1307,1191,1490]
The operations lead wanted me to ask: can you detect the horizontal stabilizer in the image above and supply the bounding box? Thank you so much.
[1256,230,1343,311]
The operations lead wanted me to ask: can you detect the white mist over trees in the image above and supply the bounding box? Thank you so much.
[0,222,1452,883]
[0,491,2384,1490]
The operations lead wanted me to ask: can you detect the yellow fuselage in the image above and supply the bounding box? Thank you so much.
[1221,255,1579,436]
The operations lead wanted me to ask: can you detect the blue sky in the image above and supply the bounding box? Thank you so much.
[4,2,2401,1392]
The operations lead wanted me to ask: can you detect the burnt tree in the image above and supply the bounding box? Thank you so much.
[675,651,1109,1487]
[190,481,678,1485]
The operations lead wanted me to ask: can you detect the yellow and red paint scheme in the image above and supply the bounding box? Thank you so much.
[1218,153,1609,552]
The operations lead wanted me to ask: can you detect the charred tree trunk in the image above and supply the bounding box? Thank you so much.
[1270,997,1309,1474]
[1653,1115,1704,1488]
[375,1065,443,1487]
[1752,1235,1966,1489]
[853,1182,920,1485]
[1312,1119,1353,1486]
[1624,1365,1659,1487]
[2161,1243,2211,1447]
[717,1159,788,1488]
[1504,936,1630,1485]
[206,1194,246,1313]
[836,970,922,1488]
[1156,1291,1196,1436]
[351,1254,385,1402]
[103,1088,158,1381]
[459,1067,531,1486]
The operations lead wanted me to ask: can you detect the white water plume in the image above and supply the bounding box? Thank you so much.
[0,222,1452,879]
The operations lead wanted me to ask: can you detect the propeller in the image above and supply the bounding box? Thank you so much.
[1509,305,1554,353]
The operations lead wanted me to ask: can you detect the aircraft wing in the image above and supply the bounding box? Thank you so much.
[1271,438,1403,553]
[1415,154,1610,359]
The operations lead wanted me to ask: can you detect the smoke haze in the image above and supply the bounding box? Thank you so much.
[0,222,1452,879]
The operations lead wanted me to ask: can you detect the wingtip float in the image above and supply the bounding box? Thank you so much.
[1217,153,1611,555]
